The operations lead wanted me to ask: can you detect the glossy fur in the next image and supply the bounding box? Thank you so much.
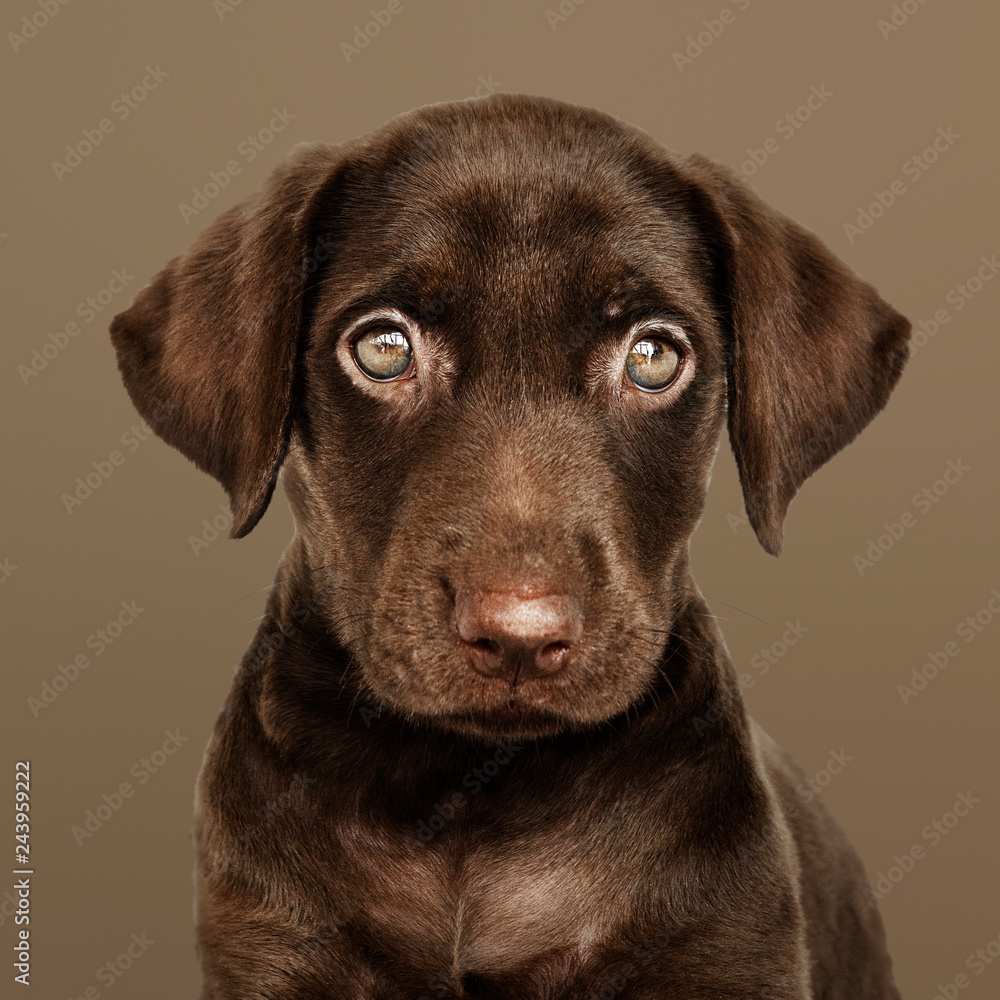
[110,94,909,998]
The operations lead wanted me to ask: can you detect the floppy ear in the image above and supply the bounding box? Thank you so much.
[684,155,911,555]
[110,142,343,538]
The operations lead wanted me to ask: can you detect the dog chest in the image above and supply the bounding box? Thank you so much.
[333,813,627,979]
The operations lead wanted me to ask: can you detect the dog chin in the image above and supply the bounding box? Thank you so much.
[392,689,617,743]
[431,703,580,742]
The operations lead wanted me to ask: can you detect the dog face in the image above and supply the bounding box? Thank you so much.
[111,95,909,742]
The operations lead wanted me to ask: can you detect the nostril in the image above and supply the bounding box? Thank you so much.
[454,588,582,681]
[538,641,572,677]
[472,638,501,655]
[462,973,488,996]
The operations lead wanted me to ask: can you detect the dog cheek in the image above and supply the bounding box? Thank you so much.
[362,596,460,711]
[626,451,717,574]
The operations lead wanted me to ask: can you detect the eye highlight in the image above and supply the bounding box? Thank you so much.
[352,326,414,381]
[625,334,682,392]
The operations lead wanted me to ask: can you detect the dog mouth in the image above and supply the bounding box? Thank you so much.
[354,559,671,739]
[357,604,669,739]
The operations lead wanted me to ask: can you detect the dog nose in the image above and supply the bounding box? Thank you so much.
[454,588,583,682]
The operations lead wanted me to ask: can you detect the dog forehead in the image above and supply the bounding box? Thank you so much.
[338,96,696,251]
[315,98,712,340]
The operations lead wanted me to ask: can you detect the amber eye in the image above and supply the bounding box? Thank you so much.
[351,327,414,381]
[625,336,681,392]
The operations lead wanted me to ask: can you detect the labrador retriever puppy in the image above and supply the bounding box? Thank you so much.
[110,94,909,999]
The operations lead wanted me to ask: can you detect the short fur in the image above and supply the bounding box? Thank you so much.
[111,94,909,999]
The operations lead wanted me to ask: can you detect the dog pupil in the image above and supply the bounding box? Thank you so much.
[628,337,678,389]
[374,330,403,352]
[356,328,411,379]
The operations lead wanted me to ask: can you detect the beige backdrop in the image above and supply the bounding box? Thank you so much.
[3,0,998,996]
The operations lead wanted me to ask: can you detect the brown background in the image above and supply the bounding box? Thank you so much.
[2,0,997,996]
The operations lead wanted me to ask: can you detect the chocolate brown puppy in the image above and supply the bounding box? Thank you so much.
[111,94,909,998]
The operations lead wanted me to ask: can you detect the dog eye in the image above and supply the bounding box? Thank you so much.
[625,336,681,392]
[352,327,414,381]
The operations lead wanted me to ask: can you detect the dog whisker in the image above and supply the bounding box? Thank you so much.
[674,584,778,632]
[688,611,743,625]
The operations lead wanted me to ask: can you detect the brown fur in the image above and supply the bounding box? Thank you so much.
[110,94,909,998]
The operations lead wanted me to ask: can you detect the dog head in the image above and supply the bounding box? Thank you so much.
[111,95,909,742]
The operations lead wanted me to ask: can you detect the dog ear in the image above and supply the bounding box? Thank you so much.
[683,155,911,556]
[110,142,342,538]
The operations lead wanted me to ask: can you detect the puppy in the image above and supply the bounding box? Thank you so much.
[111,94,909,999]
